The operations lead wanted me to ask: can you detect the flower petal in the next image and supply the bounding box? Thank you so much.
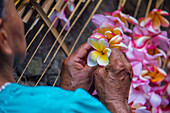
[150,92,161,107]
[161,98,169,106]
[94,22,114,35]
[133,26,143,37]
[113,28,123,35]
[128,87,138,104]
[160,10,169,16]
[167,83,170,96]
[131,103,143,109]
[98,39,109,51]
[152,15,161,30]
[133,92,146,105]
[135,36,150,48]
[92,14,112,27]
[158,15,169,27]
[127,16,138,25]
[97,54,109,66]
[157,48,167,59]
[103,48,111,57]
[132,62,142,76]
[157,67,167,76]
[92,90,97,95]
[136,108,150,113]
[67,1,75,13]
[122,34,131,46]
[147,25,158,34]
[109,35,122,45]
[104,31,114,39]
[110,42,128,52]
[59,10,66,19]
[99,22,114,31]
[90,33,106,39]
[87,50,100,67]
[111,10,120,16]
[148,67,166,82]
[88,37,100,51]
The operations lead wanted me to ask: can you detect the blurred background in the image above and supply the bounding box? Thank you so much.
[13,0,170,86]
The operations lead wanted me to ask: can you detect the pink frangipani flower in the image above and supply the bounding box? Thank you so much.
[147,9,169,30]
[92,14,132,33]
[132,25,170,51]
[111,10,138,27]
[138,9,169,30]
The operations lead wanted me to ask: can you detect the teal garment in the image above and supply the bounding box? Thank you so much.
[0,83,110,113]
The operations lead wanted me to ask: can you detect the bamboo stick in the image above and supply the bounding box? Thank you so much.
[23,7,34,23]
[134,0,142,18]
[14,0,20,6]
[18,6,26,17]
[156,0,164,9]
[53,72,61,86]
[22,0,42,23]
[26,24,43,50]
[30,0,69,55]
[41,0,54,14]
[130,0,142,29]
[23,0,54,23]
[118,0,127,10]
[24,0,63,38]
[43,0,83,63]
[55,0,65,11]
[145,0,152,17]
[35,0,88,86]
[16,0,30,17]
[17,0,67,83]
[17,1,29,12]
[52,0,103,86]
[35,0,90,86]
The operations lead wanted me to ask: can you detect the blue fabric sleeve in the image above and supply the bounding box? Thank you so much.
[0,83,110,113]
[67,88,110,113]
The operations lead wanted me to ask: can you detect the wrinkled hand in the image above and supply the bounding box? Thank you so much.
[59,43,96,91]
[94,48,133,113]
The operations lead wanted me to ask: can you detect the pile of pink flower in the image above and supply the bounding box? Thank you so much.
[87,9,170,113]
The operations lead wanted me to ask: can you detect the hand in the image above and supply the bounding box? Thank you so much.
[94,48,133,113]
[59,43,96,91]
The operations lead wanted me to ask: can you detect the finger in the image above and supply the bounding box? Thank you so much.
[111,48,132,72]
[106,48,125,71]
[73,42,92,59]
[109,48,122,60]
[84,65,99,76]
[120,52,132,71]
[94,66,107,80]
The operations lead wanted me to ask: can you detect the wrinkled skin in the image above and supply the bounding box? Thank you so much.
[59,43,96,91]
[94,48,133,113]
